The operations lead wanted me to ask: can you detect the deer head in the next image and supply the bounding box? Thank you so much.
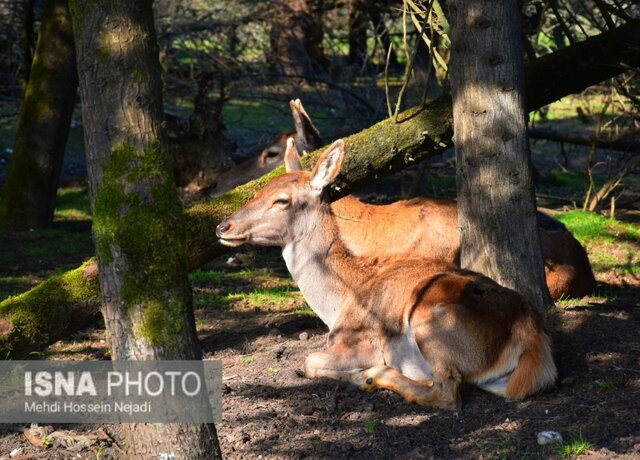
[216,138,344,248]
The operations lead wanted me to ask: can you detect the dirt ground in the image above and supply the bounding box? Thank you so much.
[202,289,640,460]
[1,246,639,459]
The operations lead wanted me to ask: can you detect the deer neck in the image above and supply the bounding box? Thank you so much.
[281,206,359,330]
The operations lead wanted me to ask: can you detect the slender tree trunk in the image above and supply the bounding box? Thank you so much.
[0,0,32,90]
[347,0,368,68]
[0,0,77,229]
[70,0,221,456]
[1,19,639,355]
[449,0,552,309]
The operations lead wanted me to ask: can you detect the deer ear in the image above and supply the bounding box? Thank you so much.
[290,98,321,153]
[284,137,303,172]
[309,139,345,193]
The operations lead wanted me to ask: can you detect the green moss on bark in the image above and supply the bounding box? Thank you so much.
[93,139,189,348]
[0,259,100,357]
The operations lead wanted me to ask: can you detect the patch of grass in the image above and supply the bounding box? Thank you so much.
[595,378,615,391]
[0,276,38,302]
[222,99,292,136]
[192,290,227,309]
[556,211,640,280]
[227,286,301,307]
[226,268,254,280]
[291,305,315,316]
[555,432,593,458]
[54,186,91,221]
[189,269,223,287]
[363,419,376,434]
[588,244,640,277]
[240,356,254,364]
[551,171,588,193]
[21,228,93,259]
[554,296,585,308]
[556,211,640,245]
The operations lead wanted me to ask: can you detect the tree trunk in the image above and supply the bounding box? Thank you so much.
[70,0,220,457]
[347,0,368,68]
[0,0,77,229]
[1,19,639,356]
[449,0,552,309]
[368,0,399,69]
[0,0,32,90]
[268,0,326,84]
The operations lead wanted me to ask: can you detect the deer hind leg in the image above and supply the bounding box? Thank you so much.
[351,364,462,410]
[304,351,369,382]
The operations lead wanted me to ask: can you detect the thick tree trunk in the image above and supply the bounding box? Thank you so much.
[449,0,551,309]
[1,20,639,356]
[0,0,77,229]
[268,0,326,84]
[70,0,220,457]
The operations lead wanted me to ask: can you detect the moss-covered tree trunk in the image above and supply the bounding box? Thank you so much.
[449,0,552,309]
[0,18,639,357]
[70,0,221,457]
[0,0,78,229]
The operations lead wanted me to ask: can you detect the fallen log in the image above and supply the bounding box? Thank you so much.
[1,19,639,358]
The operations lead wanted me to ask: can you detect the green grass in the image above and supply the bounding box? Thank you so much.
[595,378,615,391]
[291,305,315,316]
[551,172,588,193]
[189,269,223,287]
[226,286,301,308]
[21,228,93,258]
[556,211,640,245]
[556,211,640,279]
[589,247,640,277]
[192,290,227,309]
[0,276,37,301]
[240,356,254,364]
[54,186,91,221]
[555,432,593,458]
[363,419,376,434]
[222,99,293,134]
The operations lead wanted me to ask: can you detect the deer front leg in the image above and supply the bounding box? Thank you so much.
[304,351,367,382]
[351,365,462,410]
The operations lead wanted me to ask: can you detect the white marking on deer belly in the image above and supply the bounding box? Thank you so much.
[477,375,511,397]
[387,327,432,381]
[472,346,521,396]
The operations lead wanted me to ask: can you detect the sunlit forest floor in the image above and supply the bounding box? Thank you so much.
[0,95,639,459]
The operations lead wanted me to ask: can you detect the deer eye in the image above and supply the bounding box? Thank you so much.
[272,197,290,207]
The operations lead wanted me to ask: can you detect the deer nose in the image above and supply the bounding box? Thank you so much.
[216,220,232,237]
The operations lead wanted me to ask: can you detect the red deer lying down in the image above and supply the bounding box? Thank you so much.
[217,139,557,409]
[218,99,594,300]
[210,99,322,197]
[286,146,596,301]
